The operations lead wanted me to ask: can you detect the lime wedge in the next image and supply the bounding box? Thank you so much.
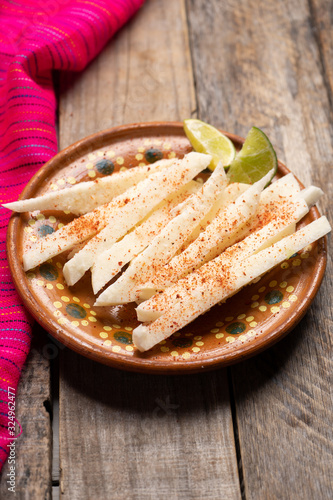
[184,119,236,170]
[227,127,277,184]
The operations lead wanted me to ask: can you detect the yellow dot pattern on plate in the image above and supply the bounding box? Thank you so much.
[160,346,169,352]
[48,216,56,223]
[28,219,35,226]
[56,283,64,289]
[112,345,121,352]
[194,336,202,340]
[168,152,176,159]
[226,336,235,343]
[57,179,65,186]
[67,176,76,184]
[81,320,89,326]
[103,326,112,331]
[46,283,53,290]
[86,162,94,169]
[171,351,179,357]
[281,262,289,269]
[293,259,301,267]
[251,302,259,308]
[83,303,90,308]
[210,328,219,333]
[88,170,96,178]
[159,340,166,345]
[29,235,37,242]
[216,321,224,327]
[126,346,134,352]
[139,162,146,167]
[54,301,62,309]
[226,316,234,322]
[71,321,79,327]
[289,294,298,302]
[27,272,35,279]
[36,214,45,220]
[88,316,97,322]
[247,330,256,338]
[88,153,95,160]
[50,184,58,191]
[286,286,294,293]
[61,296,70,302]
[104,340,112,346]
[237,314,246,320]
[163,142,171,150]
[280,281,287,288]
[173,332,181,337]
[112,324,121,329]
[24,227,33,233]
[192,347,200,353]
[301,252,309,259]
[269,280,277,287]
[107,150,115,158]
[185,333,193,337]
[99,332,108,339]
[124,326,132,331]
[258,286,266,293]
[63,210,70,215]
[90,310,97,316]
[282,301,291,309]
[97,151,104,157]
[259,305,267,312]
[53,310,61,317]
[216,333,224,339]
[138,146,145,153]
[271,306,280,313]
[251,294,259,301]
[196,341,204,347]
[56,262,62,269]
[58,223,64,229]
[182,352,191,360]
[120,166,128,171]
[250,321,257,327]
[135,153,143,161]
[73,297,80,303]
[116,157,124,165]
[246,316,254,322]
[58,317,67,325]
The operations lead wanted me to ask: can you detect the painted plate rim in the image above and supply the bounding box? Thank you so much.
[7,121,327,374]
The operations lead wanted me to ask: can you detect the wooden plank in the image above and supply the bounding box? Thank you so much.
[186,0,333,498]
[58,0,241,498]
[0,323,52,499]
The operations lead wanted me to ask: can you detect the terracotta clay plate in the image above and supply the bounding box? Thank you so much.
[7,122,327,374]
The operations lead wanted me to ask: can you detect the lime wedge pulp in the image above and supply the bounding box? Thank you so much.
[183,119,236,170]
[227,127,278,184]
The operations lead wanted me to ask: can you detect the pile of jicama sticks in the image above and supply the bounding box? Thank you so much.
[5,152,331,351]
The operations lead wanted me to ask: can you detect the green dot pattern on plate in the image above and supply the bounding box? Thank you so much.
[264,290,283,304]
[114,331,133,345]
[95,159,114,175]
[66,303,87,319]
[38,225,55,237]
[145,148,163,163]
[225,322,246,335]
[172,337,193,348]
[39,263,58,281]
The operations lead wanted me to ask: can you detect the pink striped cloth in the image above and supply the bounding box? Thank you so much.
[0,0,144,471]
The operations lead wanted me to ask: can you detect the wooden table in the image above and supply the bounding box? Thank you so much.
[1,0,332,498]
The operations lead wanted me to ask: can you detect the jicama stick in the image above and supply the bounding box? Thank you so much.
[4,160,172,215]
[133,216,331,351]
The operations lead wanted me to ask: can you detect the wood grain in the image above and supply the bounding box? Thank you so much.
[186,0,333,498]
[58,0,241,498]
[0,324,52,499]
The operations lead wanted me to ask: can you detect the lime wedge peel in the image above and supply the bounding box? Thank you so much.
[183,119,236,171]
[226,127,278,185]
